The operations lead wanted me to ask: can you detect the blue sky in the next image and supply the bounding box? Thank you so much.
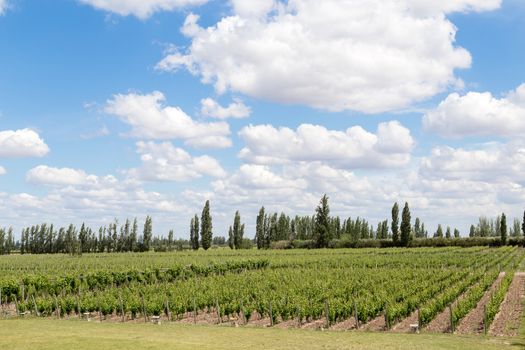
[1,0,525,238]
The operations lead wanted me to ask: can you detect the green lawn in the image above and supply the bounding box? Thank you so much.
[0,319,523,350]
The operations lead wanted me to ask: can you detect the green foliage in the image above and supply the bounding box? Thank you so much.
[391,203,399,245]
[400,202,411,247]
[313,194,330,248]
[200,200,213,250]
[500,213,507,245]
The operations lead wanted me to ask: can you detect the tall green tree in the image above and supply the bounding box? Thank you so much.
[522,210,525,237]
[313,194,330,248]
[190,215,200,250]
[445,226,451,239]
[200,200,213,250]
[255,206,265,249]
[233,211,242,249]
[391,202,399,245]
[143,215,153,252]
[469,224,476,237]
[501,213,507,245]
[400,202,411,247]
[453,228,460,238]
[168,229,174,251]
[414,217,421,238]
[228,226,234,249]
[435,224,444,238]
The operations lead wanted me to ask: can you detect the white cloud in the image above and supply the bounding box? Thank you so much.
[0,129,50,158]
[0,166,5,175]
[26,165,119,187]
[423,83,525,137]
[155,0,501,113]
[78,0,208,19]
[420,143,525,183]
[105,91,231,149]
[0,0,8,16]
[238,121,414,168]
[127,141,226,182]
[200,98,251,119]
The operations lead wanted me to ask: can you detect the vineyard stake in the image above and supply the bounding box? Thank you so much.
[448,305,454,333]
[193,298,197,324]
[21,285,25,303]
[324,299,330,328]
[296,306,301,328]
[54,295,60,319]
[165,297,171,322]
[354,301,359,329]
[14,295,19,316]
[483,305,488,335]
[76,295,81,319]
[141,293,147,323]
[269,301,274,327]
[216,299,221,324]
[384,303,389,330]
[32,295,39,317]
[417,307,421,329]
[119,295,125,322]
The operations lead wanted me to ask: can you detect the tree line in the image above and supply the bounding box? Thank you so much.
[1,195,524,255]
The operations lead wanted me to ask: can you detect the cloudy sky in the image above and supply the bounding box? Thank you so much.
[1,0,524,238]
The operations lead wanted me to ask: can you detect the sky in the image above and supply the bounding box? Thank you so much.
[1,0,525,238]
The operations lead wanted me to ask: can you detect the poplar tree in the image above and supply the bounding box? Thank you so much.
[469,225,476,237]
[522,210,525,237]
[228,226,234,249]
[391,202,399,245]
[233,211,242,249]
[501,213,507,245]
[189,214,199,250]
[445,226,451,239]
[435,224,443,238]
[200,200,213,250]
[143,215,152,252]
[414,217,421,238]
[400,202,411,247]
[314,194,330,248]
[256,206,265,249]
[453,228,460,238]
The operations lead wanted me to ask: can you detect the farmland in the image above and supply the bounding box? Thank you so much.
[1,246,524,344]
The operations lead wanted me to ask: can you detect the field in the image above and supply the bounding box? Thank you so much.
[1,247,525,349]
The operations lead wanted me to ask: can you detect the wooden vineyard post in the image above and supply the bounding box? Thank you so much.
[193,298,197,324]
[76,294,81,319]
[54,295,60,319]
[21,285,25,303]
[384,303,390,330]
[417,307,421,329]
[449,305,454,333]
[119,295,125,322]
[269,301,274,327]
[296,306,301,328]
[354,301,359,329]
[216,299,222,324]
[0,289,3,318]
[141,294,147,323]
[32,295,39,317]
[165,297,171,322]
[483,305,488,335]
[14,295,19,316]
[239,300,245,325]
[324,299,330,328]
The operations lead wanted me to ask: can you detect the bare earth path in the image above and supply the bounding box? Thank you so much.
[455,272,506,335]
[392,309,419,333]
[489,272,525,337]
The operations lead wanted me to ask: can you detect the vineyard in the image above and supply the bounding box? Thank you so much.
[0,247,524,338]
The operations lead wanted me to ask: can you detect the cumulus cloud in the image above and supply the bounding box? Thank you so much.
[26,165,119,187]
[420,143,525,183]
[78,0,208,19]
[423,83,525,137]
[155,0,501,113]
[127,141,227,182]
[0,129,50,158]
[105,91,231,149]
[200,98,251,119]
[238,121,414,168]
[0,166,5,175]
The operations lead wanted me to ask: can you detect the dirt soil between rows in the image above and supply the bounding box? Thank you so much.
[489,272,525,337]
[455,272,506,335]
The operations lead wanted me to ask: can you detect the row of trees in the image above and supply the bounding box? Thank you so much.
[0,227,15,254]
[18,216,153,255]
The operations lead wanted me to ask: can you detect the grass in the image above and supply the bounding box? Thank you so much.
[0,318,522,350]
